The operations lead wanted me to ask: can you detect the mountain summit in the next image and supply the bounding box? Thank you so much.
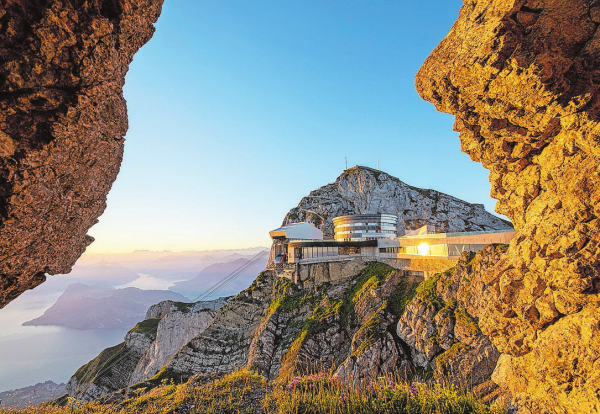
[283,166,512,237]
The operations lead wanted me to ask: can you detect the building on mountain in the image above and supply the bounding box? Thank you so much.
[333,213,398,241]
[268,222,324,267]
[267,214,515,281]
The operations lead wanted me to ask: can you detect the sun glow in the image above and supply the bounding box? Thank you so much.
[417,243,430,256]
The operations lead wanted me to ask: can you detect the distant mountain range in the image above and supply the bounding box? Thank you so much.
[23,284,187,330]
[0,381,66,408]
[170,257,268,300]
[69,248,270,285]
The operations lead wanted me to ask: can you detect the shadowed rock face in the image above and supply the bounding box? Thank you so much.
[417,0,600,411]
[0,0,163,307]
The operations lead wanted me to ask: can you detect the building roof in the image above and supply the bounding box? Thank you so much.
[269,222,323,240]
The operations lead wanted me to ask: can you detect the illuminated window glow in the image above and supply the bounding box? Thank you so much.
[417,243,430,256]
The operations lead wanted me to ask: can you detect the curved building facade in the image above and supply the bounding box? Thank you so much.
[333,214,398,241]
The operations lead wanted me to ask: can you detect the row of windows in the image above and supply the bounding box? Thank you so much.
[336,237,378,241]
[336,229,396,235]
[378,244,490,257]
[379,247,400,253]
[334,222,396,228]
[298,246,361,259]
[334,227,396,233]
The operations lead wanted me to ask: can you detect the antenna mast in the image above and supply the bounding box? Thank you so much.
[345,156,347,170]
[377,156,379,170]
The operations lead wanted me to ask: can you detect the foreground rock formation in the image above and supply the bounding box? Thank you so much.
[69,251,510,403]
[163,263,423,383]
[283,166,512,238]
[68,262,427,399]
[0,0,164,308]
[67,300,217,401]
[416,1,600,412]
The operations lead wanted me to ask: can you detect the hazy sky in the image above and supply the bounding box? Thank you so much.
[84,0,499,254]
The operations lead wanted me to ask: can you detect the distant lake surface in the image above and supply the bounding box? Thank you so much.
[116,273,187,292]
[0,286,128,392]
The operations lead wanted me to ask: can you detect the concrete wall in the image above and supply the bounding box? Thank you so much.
[286,256,456,284]
[294,257,423,284]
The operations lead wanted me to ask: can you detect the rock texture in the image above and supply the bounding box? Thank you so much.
[129,302,217,384]
[66,327,156,401]
[72,261,425,400]
[416,1,600,412]
[397,246,504,388]
[0,0,164,308]
[66,300,217,401]
[160,263,423,385]
[282,166,512,238]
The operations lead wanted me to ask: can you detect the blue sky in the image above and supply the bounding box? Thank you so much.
[85,0,500,254]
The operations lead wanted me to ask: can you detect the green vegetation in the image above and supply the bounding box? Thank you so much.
[171,301,195,312]
[387,281,419,319]
[454,308,479,334]
[466,252,477,267]
[440,297,457,313]
[350,310,384,359]
[132,367,179,390]
[310,263,394,336]
[279,263,398,380]
[349,275,420,359]
[491,244,509,254]
[71,342,126,382]
[3,370,506,414]
[436,342,470,369]
[415,274,445,309]
[129,318,161,337]
[269,277,315,314]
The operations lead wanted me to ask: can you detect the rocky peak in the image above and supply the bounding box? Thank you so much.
[283,165,512,238]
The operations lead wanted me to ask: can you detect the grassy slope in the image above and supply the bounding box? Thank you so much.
[1,370,506,414]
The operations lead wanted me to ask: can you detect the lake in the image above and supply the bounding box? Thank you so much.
[0,282,128,392]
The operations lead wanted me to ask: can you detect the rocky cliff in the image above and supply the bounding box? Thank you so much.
[129,301,220,385]
[416,1,600,412]
[0,0,164,308]
[67,261,429,400]
[283,166,512,238]
[157,263,424,384]
[397,246,505,395]
[66,300,216,401]
[66,323,156,401]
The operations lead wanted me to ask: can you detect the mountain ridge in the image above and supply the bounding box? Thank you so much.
[283,166,512,238]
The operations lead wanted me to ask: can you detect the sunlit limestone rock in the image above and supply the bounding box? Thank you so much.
[396,246,503,388]
[282,166,512,238]
[0,0,164,308]
[129,303,216,384]
[163,263,424,385]
[416,1,600,411]
[66,329,156,401]
[66,300,217,401]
